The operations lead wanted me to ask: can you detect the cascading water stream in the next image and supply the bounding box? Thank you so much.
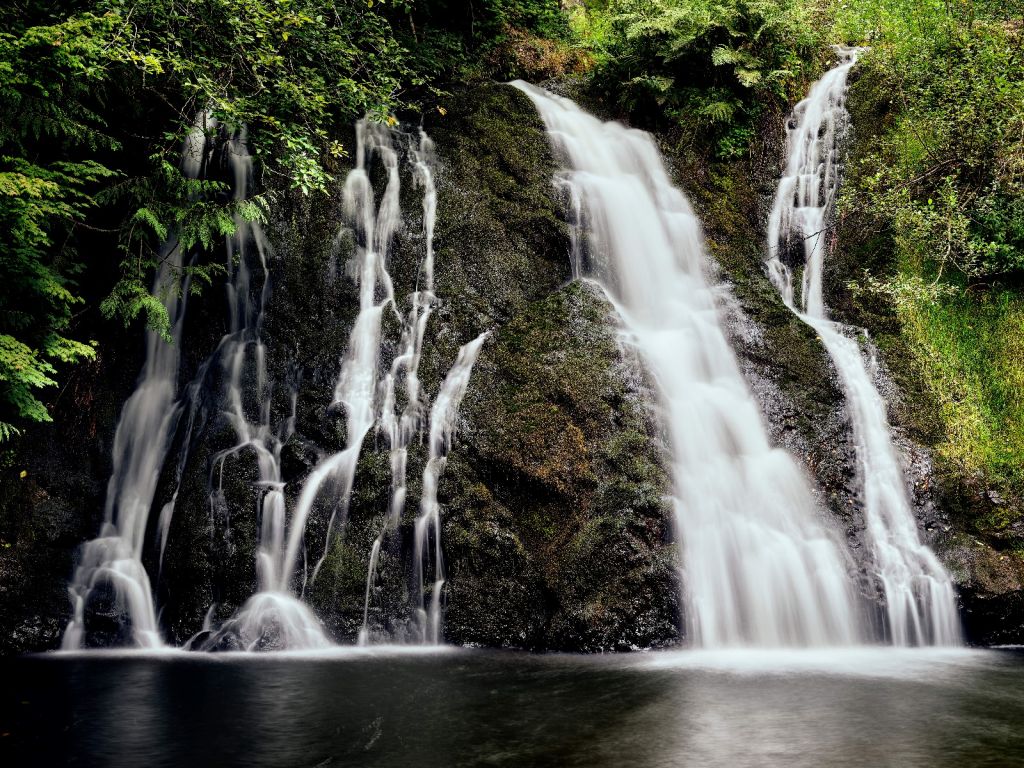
[219,129,292,599]
[413,332,488,645]
[359,130,440,645]
[513,82,862,648]
[63,115,213,650]
[280,120,402,596]
[205,119,407,649]
[189,130,328,650]
[766,47,960,646]
[352,128,489,646]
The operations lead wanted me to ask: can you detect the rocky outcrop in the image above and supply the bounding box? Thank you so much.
[0,82,678,653]
[443,282,677,650]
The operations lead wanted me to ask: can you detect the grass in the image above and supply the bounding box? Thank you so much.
[898,286,1024,502]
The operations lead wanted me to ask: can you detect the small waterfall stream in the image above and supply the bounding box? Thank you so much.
[63,115,214,650]
[350,127,488,647]
[280,120,402,598]
[766,47,961,645]
[191,128,329,652]
[359,130,441,645]
[412,332,488,645]
[513,82,862,648]
[64,116,488,650]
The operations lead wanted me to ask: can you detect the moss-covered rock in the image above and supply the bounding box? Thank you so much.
[443,281,678,650]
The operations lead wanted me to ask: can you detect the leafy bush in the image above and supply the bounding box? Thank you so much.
[400,0,589,81]
[0,0,412,438]
[584,0,825,154]
[839,0,1024,282]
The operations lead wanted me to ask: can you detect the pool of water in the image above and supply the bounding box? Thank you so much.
[3,647,1023,767]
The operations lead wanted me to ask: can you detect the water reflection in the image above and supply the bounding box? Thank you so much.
[3,649,1023,767]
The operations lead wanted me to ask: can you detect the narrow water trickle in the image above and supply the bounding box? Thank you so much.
[766,46,961,646]
[353,128,489,647]
[191,128,329,651]
[358,130,441,645]
[413,332,488,645]
[286,121,402,597]
[513,82,862,648]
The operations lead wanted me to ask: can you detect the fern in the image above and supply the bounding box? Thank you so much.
[595,0,818,142]
[0,421,20,442]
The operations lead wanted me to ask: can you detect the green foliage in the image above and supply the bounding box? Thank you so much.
[399,0,589,81]
[838,0,1024,281]
[478,0,573,40]
[898,287,1024,495]
[583,0,825,154]
[0,0,412,438]
[837,0,1024,500]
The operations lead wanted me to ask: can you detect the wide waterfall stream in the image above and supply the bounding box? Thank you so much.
[62,114,214,651]
[512,81,860,647]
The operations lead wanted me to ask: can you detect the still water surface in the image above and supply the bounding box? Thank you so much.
[3,648,1022,767]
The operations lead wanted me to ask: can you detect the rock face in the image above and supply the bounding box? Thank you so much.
[2,72,1023,655]
[0,82,677,653]
[443,282,677,650]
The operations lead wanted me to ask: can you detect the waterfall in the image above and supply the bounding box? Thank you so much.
[63,114,213,650]
[280,120,402,595]
[218,129,294,600]
[351,128,489,647]
[413,332,488,645]
[513,82,862,648]
[64,110,487,650]
[359,130,440,645]
[200,119,407,649]
[766,47,961,646]
[190,129,329,651]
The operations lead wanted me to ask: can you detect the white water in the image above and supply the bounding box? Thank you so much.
[513,82,861,648]
[280,120,402,597]
[202,119,407,649]
[191,130,329,651]
[359,130,440,645]
[413,332,489,644]
[65,114,487,650]
[218,131,294,597]
[766,47,960,646]
[63,115,213,649]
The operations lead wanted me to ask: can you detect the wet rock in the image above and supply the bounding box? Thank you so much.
[443,281,679,651]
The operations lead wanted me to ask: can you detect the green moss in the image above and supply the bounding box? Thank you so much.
[899,289,1024,506]
[443,280,678,650]
[308,535,367,607]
